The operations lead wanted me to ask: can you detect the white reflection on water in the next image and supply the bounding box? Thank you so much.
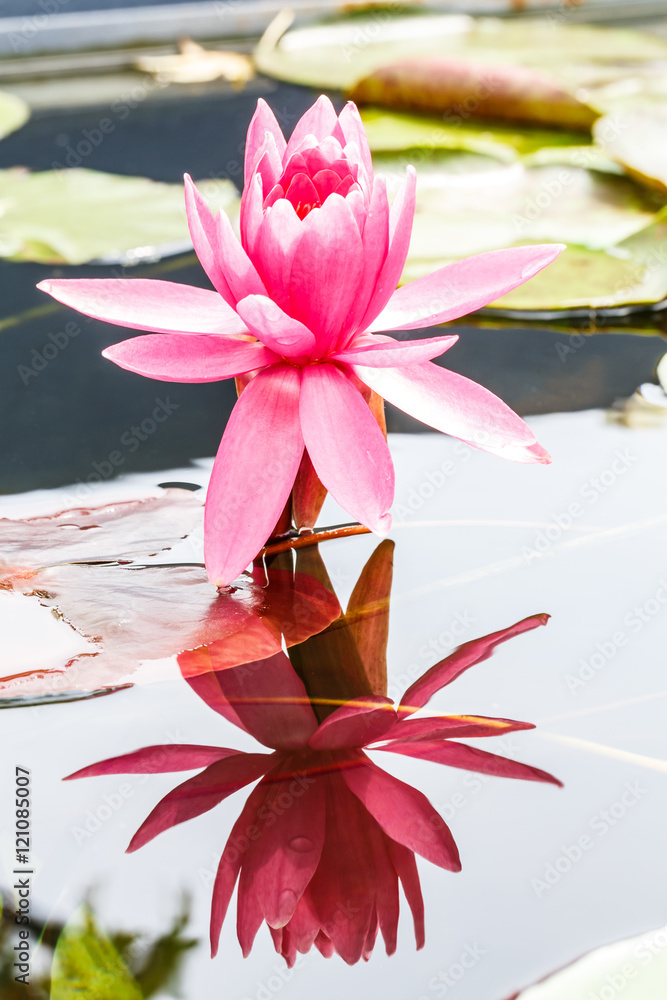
[1,407,666,999]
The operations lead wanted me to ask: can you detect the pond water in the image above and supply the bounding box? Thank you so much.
[2,410,666,999]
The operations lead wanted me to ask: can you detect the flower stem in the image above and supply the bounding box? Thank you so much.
[261,523,371,558]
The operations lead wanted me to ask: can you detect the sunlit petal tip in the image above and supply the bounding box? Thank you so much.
[375,512,392,537]
[526,442,552,465]
[520,243,566,279]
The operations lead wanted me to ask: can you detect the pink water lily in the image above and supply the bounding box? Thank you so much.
[38,96,564,587]
[65,612,561,964]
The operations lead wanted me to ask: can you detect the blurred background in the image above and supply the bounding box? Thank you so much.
[1,0,667,492]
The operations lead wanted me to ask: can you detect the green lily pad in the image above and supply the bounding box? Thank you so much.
[0,168,239,265]
[361,107,594,163]
[255,13,667,94]
[593,106,667,196]
[0,90,29,141]
[514,924,667,999]
[51,908,143,1000]
[380,147,667,311]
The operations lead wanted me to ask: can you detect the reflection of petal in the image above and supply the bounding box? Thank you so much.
[127,752,272,852]
[342,755,461,871]
[309,696,396,750]
[344,538,394,696]
[399,614,550,715]
[65,744,236,778]
[180,650,318,749]
[211,779,272,957]
[246,770,326,928]
[386,839,425,950]
[380,740,563,786]
[380,714,535,743]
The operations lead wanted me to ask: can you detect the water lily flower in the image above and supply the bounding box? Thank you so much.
[65,611,561,964]
[38,96,564,587]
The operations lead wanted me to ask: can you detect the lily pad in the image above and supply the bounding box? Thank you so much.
[255,13,667,93]
[0,168,238,265]
[594,106,667,196]
[361,106,595,163]
[373,145,667,311]
[0,90,29,141]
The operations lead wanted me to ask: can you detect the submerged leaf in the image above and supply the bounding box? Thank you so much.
[0,90,29,141]
[0,168,238,265]
[351,58,596,130]
[51,908,143,1000]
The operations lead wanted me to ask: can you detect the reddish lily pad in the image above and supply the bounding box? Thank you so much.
[350,57,597,130]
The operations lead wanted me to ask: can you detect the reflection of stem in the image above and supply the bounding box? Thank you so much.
[261,523,371,558]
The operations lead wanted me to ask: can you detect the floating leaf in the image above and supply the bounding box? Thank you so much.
[594,106,667,196]
[361,106,596,164]
[51,908,143,1000]
[512,924,667,999]
[1,563,340,702]
[351,57,596,129]
[255,13,667,93]
[372,144,667,311]
[0,168,238,265]
[0,489,203,579]
[0,90,29,141]
[135,38,254,85]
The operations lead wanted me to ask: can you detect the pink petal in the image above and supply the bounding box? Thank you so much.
[368,244,566,333]
[333,333,458,368]
[192,651,318,750]
[236,295,315,358]
[338,102,374,192]
[379,715,535,744]
[342,176,390,343]
[252,199,304,313]
[204,364,304,587]
[299,365,393,534]
[399,614,550,715]
[211,779,271,956]
[357,166,416,333]
[184,174,234,304]
[380,740,563,786]
[354,362,551,464]
[285,172,321,219]
[342,755,460,871]
[37,278,247,336]
[64,744,236,779]
[251,133,284,195]
[309,696,397,750]
[247,772,326,928]
[288,194,364,349]
[312,168,346,202]
[245,99,287,188]
[292,450,327,530]
[386,839,425,949]
[102,335,277,382]
[180,650,250,733]
[240,173,265,257]
[127,752,272,853]
[284,95,339,159]
[216,208,267,303]
[282,891,322,955]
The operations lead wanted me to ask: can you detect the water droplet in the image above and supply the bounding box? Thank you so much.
[289,836,314,853]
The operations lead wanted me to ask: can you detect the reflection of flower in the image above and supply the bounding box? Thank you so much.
[67,607,560,965]
[39,96,563,587]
